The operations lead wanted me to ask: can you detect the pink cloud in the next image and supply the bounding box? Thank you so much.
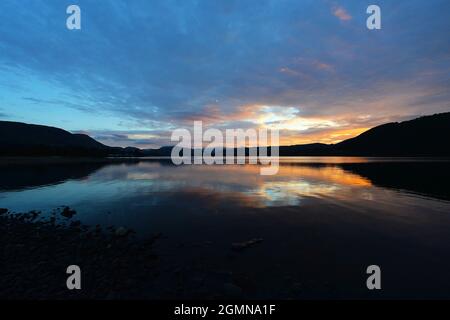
[313,61,334,72]
[332,6,352,21]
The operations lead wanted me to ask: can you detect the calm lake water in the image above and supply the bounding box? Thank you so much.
[1,157,450,299]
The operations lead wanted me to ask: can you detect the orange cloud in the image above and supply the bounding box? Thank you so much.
[332,6,352,21]
[279,67,301,76]
[314,61,334,72]
[278,127,369,146]
[176,103,381,147]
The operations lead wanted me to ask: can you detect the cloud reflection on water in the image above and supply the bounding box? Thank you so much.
[100,159,373,207]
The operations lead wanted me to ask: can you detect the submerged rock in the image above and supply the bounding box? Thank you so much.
[0,208,8,215]
[231,238,263,251]
[60,206,77,218]
[115,226,129,237]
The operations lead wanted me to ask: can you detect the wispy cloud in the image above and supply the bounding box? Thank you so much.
[332,6,352,21]
[0,0,449,147]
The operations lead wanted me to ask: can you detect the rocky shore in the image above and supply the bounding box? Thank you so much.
[0,207,159,299]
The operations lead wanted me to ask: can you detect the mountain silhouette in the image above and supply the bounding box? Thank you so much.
[279,112,450,156]
[0,121,110,156]
[1,112,449,156]
[334,112,450,156]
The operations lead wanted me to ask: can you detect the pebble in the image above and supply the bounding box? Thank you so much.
[70,220,81,227]
[61,206,77,218]
[115,227,129,237]
[1,208,158,299]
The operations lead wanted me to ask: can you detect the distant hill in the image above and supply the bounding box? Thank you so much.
[279,143,333,156]
[0,121,105,148]
[333,112,450,156]
[202,112,450,156]
[0,121,126,156]
[1,112,449,157]
[274,112,450,156]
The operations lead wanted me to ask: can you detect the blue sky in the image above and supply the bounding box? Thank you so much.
[0,0,449,147]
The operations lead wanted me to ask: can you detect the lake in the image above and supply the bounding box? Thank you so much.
[1,157,450,299]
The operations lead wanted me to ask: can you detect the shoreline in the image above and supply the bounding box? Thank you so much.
[1,155,450,166]
[0,208,159,299]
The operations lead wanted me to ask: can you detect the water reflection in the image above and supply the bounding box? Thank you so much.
[2,157,450,298]
[1,158,449,212]
[81,161,376,208]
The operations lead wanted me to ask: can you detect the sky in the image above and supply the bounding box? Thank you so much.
[0,0,449,148]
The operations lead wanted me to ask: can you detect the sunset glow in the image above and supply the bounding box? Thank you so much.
[0,1,449,148]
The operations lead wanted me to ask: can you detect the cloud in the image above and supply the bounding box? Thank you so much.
[0,0,448,146]
[313,61,334,72]
[73,129,173,149]
[332,6,352,21]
